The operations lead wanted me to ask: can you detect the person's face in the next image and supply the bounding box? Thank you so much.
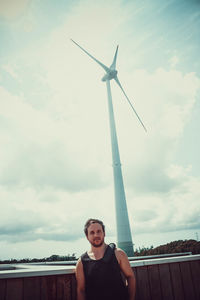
[87,223,105,248]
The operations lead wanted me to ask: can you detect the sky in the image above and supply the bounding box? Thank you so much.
[0,0,200,260]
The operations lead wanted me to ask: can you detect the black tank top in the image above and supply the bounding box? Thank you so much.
[81,243,128,300]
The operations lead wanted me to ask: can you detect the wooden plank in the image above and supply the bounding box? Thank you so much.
[159,263,174,300]
[170,262,184,300]
[56,274,71,300]
[40,276,56,300]
[132,268,139,300]
[0,279,6,300]
[133,266,142,300]
[180,261,196,300]
[190,260,200,300]
[23,277,41,300]
[135,265,151,300]
[70,274,77,300]
[6,278,23,300]
[148,264,162,300]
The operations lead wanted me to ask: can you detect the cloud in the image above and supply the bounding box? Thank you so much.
[134,209,158,222]
[0,184,116,243]
[1,141,106,191]
[0,86,108,191]
[2,64,19,80]
[0,0,200,258]
[1,21,200,245]
[129,166,200,235]
[0,0,30,19]
[169,55,179,68]
[115,68,200,196]
[0,198,47,242]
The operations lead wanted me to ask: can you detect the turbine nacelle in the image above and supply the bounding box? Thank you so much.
[102,69,118,82]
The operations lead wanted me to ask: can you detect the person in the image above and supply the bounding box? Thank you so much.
[75,218,136,300]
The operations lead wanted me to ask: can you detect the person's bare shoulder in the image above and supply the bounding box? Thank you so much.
[115,248,134,279]
[75,258,84,277]
[75,258,85,285]
[76,258,82,270]
[75,257,86,297]
[114,247,128,264]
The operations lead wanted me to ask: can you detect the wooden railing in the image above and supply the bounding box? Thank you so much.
[0,254,200,300]
[134,255,200,300]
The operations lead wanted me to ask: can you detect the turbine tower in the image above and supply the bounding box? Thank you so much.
[71,39,146,256]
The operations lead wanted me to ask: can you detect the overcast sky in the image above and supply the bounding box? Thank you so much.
[0,0,200,260]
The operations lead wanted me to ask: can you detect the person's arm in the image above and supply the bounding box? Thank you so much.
[115,249,136,300]
[75,258,86,300]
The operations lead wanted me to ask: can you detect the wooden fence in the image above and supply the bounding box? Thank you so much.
[0,274,76,300]
[134,258,200,300]
[0,254,200,300]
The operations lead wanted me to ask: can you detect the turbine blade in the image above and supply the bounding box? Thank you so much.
[71,39,110,73]
[114,76,147,132]
[110,45,119,70]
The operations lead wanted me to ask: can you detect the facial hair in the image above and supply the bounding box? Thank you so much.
[90,237,104,248]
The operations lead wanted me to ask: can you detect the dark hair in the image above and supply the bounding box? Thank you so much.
[84,218,105,236]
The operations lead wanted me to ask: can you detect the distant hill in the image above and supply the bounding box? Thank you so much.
[134,239,200,256]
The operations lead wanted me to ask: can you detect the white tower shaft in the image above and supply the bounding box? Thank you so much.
[71,39,146,257]
[106,80,134,257]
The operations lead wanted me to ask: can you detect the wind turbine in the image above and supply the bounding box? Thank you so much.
[71,39,146,256]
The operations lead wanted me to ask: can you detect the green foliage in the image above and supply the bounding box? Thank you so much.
[1,240,200,263]
[0,253,77,264]
[134,239,200,256]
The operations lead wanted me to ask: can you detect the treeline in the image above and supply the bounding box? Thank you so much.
[134,239,200,256]
[1,240,200,263]
[0,254,77,264]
